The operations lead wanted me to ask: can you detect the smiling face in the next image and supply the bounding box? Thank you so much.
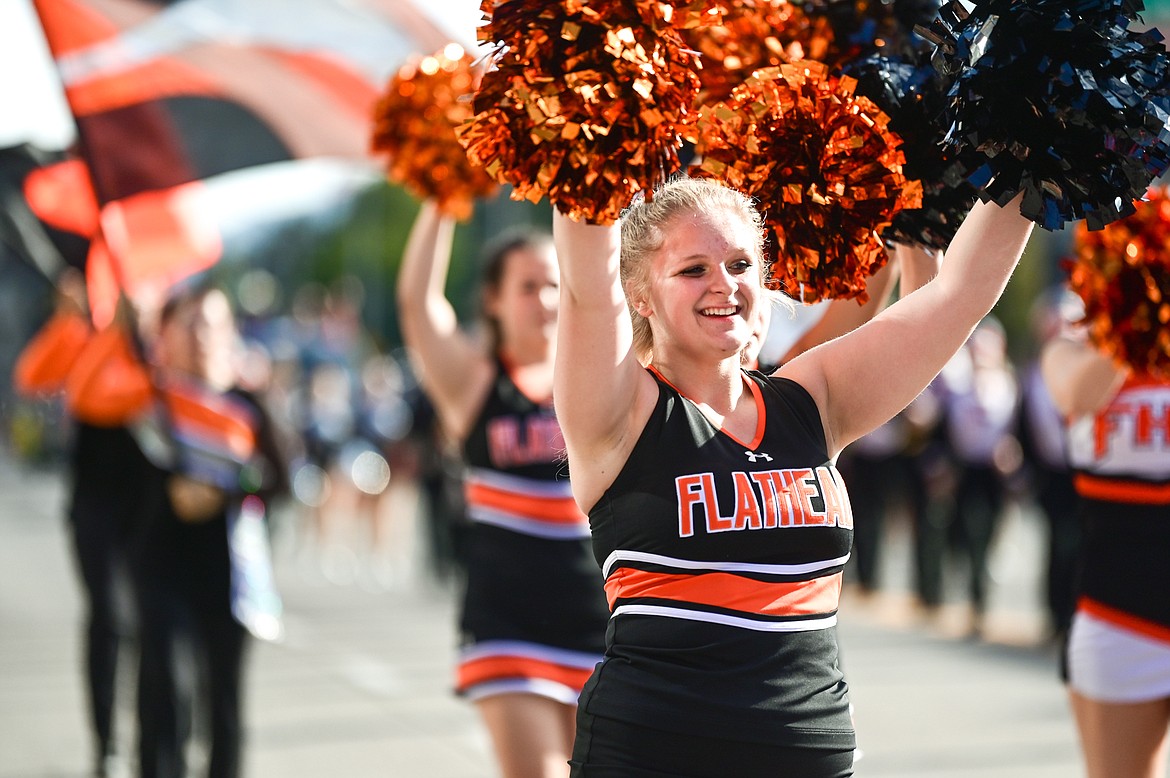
[632,207,762,364]
[483,242,560,362]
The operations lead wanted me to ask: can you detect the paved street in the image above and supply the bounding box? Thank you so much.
[0,452,1108,777]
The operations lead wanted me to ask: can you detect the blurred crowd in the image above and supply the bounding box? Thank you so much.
[4,265,1087,777]
[838,291,1082,641]
[8,270,1089,636]
[6,269,470,778]
[9,270,470,586]
[241,275,468,589]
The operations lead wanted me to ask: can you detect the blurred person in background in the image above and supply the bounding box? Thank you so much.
[938,316,1022,636]
[837,409,917,596]
[1017,289,1082,640]
[397,354,469,585]
[297,360,358,579]
[1043,211,1170,778]
[901,377,952,613]
[396,200,610,778]
[13,268,149,777]
[285,278,389,585]
[349,351,420,588]
[67,279,290,778]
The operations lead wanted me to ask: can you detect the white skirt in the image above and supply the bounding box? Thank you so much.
[1067,610,1170,703]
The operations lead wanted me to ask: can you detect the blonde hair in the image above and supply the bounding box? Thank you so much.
[619,176,788,364]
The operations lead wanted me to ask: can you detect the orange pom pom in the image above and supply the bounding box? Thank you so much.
[371,44,498,220]
[456,0,702,225]
[682,0,833,107]
[692,61,922,303]
[1067,187,1170,378]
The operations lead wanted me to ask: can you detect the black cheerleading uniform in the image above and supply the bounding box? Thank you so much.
[68,422,149,766]
[455,358,609,703]
[1066,376,1170,642]
[572,369,856,777]
[130,385,288,778]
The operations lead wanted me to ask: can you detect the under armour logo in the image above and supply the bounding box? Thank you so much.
[744,451,773,462]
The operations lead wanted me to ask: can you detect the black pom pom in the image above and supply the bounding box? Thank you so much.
[805,0,942,65]
[918,0,1170,230]
[844,53,978,249]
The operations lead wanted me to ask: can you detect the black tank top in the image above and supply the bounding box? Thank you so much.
[582,369,855,748]
[1067,376,1170,633]
[454,358,607,698]
[69,422,150,533]
[461,358,587,539]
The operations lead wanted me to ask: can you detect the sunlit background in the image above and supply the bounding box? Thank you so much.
[2,0,1169,462]
[0,0,555,465]
[4,3,1170,775]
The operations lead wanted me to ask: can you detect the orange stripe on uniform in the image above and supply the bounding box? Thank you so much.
[1079,597,1170,645]
[165,387,256,461]
[456,655,594,694]
[464,482,586,524]
[1075,474,1170,505]
[604,568,842,617]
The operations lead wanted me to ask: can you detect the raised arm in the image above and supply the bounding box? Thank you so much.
[1040,334,1126,419]
[780,258,899,363]
[780,196,1034,457]
[395,200,493,440]
[777,242,940,365]
[552,211,657,510]
[894,242,942,297]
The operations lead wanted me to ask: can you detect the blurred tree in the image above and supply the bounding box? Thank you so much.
[301,183,553,350]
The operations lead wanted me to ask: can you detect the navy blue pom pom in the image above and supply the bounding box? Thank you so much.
[805,0,942,65]
[845,53,979,249]
[917,0,1170,230]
